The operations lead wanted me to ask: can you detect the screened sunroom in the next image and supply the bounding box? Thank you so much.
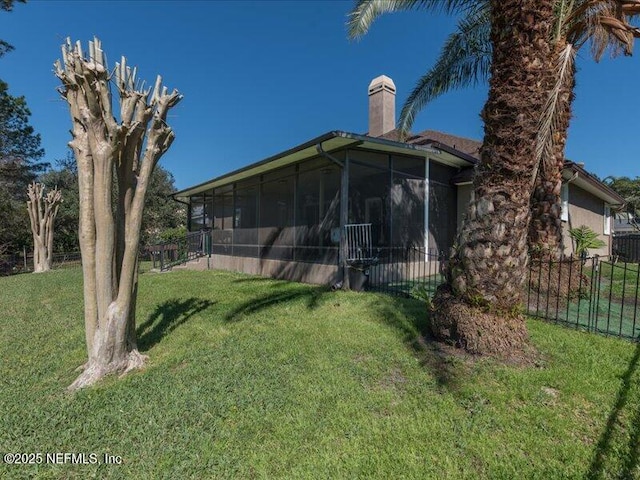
[173,131,472,285]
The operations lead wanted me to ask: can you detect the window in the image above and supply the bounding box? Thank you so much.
[561,183,569,222]
[604,204,611,235]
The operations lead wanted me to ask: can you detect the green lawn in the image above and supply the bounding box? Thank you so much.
[2,268,640,479]
[598,261,640,304]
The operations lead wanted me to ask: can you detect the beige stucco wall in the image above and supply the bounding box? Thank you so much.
[562,184,611,257]
[453,182,611,258]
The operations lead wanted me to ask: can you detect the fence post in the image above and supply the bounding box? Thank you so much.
[23,245,27,271]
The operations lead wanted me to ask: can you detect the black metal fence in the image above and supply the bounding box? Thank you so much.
[526,256,640,340]
[149,230,209,271]
[367,246,447,297]
[0,251,82,276]
[366,247,640,341]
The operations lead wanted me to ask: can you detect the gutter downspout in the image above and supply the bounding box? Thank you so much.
[317,142,349,290]
[316,142,344,168]
[560,172,579,255]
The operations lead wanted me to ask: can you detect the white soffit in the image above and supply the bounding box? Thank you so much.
[563,171,622,205]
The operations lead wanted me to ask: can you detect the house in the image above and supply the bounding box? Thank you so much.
[172,75,624,285]
[613,212,639,234]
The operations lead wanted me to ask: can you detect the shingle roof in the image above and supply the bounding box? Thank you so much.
[380,129,482,159]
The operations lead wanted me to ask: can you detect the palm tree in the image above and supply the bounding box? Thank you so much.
[528,0,638,258]
[349,0,640,259]
[352,0,557,354]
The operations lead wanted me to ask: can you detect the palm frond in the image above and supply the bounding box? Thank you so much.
[621,0,640,15]
[533,44,576,189]
[397,4,490,136]
[346,0,480,40]
[565,0,639,59]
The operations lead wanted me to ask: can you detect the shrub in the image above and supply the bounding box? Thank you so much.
[569,225,606,257]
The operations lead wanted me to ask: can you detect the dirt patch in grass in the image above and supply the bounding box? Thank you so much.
[377,367,407,391]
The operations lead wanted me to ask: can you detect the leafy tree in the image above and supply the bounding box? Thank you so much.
[0,0,25,58]
[158,225,187,244]
[38,159,185,253]
[0,0,47,254]
[56,38,182,390]
[141,166,186,246]
[605,176,640,215]
[0,79,47,252]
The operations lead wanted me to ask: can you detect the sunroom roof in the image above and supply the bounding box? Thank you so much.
[172,130,474,202]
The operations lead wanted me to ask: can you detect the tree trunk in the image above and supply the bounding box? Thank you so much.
[430,0,554,356]
[26,182,62,273]
[55,38,181,390]
[528,43,575,260]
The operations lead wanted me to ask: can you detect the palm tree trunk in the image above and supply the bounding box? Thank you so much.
[528,42,575,259]
[430,0,554,355]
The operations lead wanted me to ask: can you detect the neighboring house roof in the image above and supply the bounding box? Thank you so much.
[614,212,639,233]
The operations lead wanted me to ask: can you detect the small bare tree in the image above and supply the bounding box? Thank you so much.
[26,182,62,273]
[55,38,182,390]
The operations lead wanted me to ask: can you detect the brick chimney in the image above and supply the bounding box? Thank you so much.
[368,75,396,137]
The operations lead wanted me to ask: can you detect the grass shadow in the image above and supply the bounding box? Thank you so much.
[137,297,217,351]
[372,294,467,392]
[228,277,464,389]
[224,284,330,322]
[586,341,640,479]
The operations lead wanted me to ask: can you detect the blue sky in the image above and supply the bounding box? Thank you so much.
[1,0,638,190]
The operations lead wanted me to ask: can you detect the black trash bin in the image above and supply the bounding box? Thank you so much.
[348,267,369,292]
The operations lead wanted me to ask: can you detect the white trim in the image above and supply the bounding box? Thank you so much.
[561,183,569,222]
[604,204,611,235]
[425,158,430,257]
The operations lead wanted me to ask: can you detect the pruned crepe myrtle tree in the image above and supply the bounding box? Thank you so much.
[55,38,182,390]
[26,182,62,272]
